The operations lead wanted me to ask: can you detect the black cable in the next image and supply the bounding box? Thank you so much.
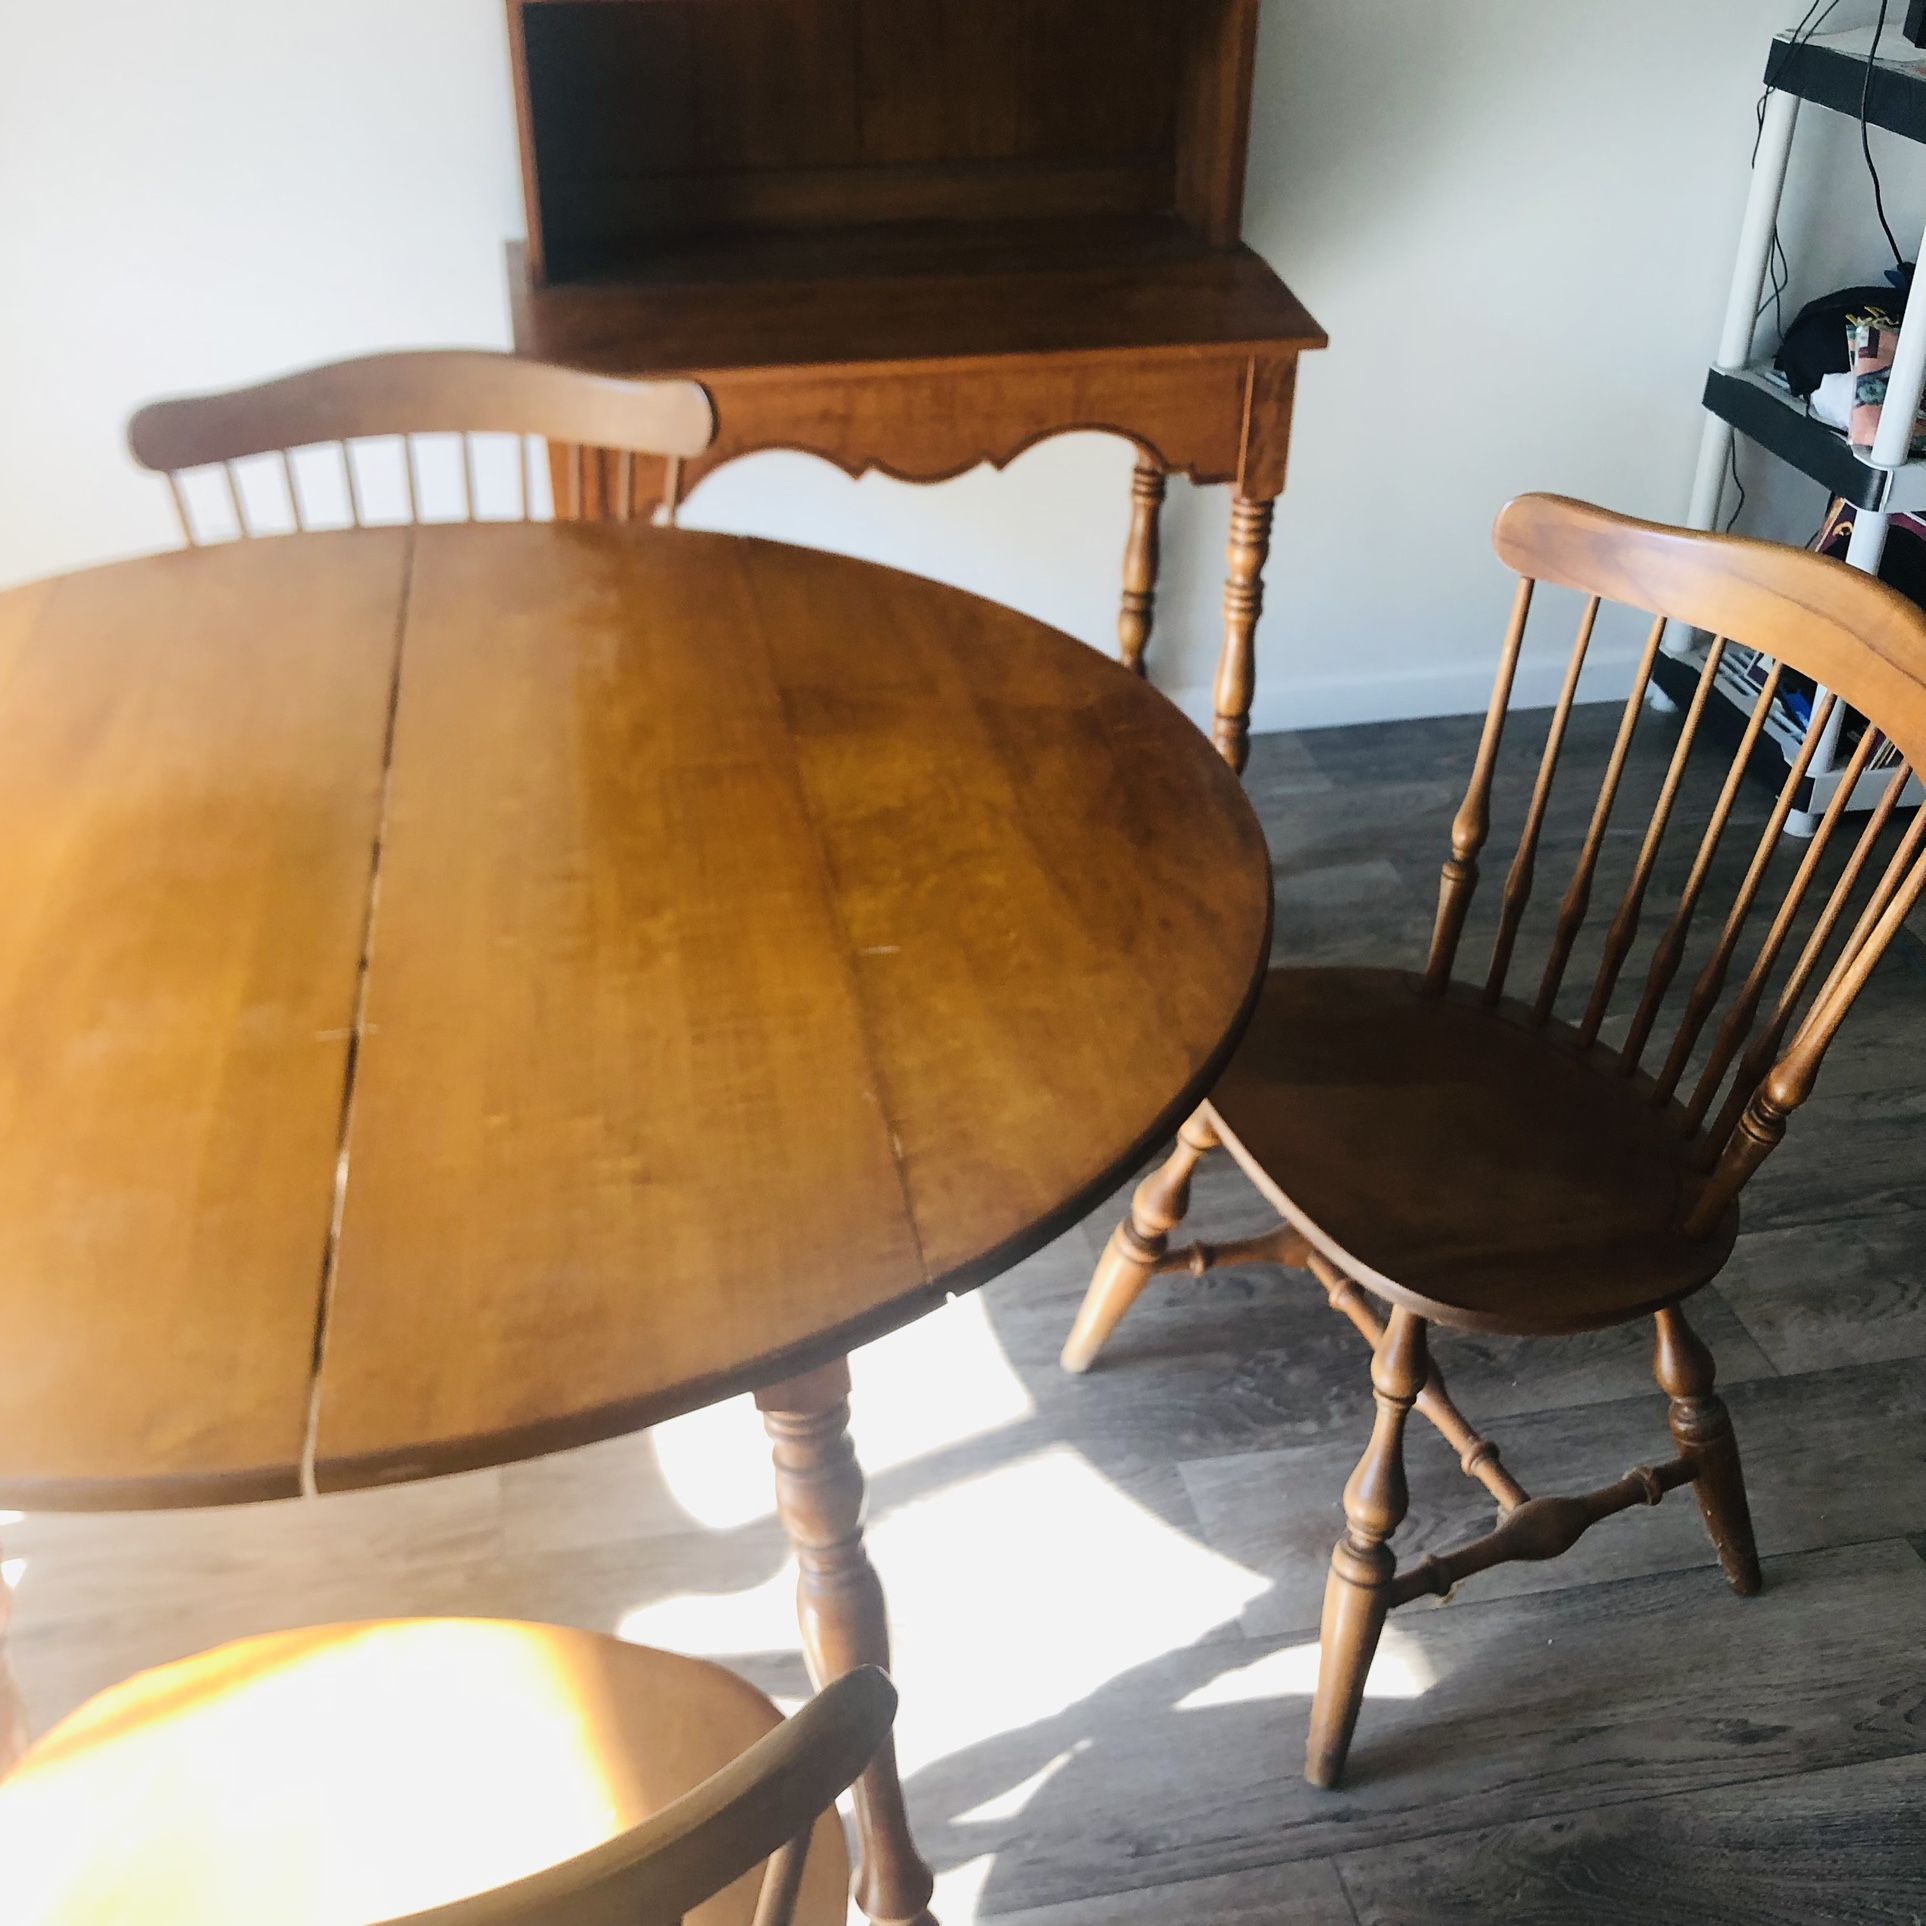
[1752,2,1846,338]
[1755,0,1838,162]
[1724,437,1748,532]
[1861,0,1906,270]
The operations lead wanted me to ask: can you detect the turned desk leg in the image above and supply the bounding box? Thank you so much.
[757,1362,936,1926]
[1213,492,1276,773]
[1117,455,1167,676]
[0,1532,25,1777]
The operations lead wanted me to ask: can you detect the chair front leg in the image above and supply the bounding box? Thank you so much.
[1654,1304,1762,1596]
[1307,1306,1427,1789]
[1060,1109,1218,1373]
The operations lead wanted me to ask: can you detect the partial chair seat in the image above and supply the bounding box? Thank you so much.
[0,1620,850,1926]
[1207,967,1739,1335]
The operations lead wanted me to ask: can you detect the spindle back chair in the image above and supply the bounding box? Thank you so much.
[1060,493,1926,1790]
[0,1619,894,1926]
[128,350,715,543]
[1463,494,1926,1226]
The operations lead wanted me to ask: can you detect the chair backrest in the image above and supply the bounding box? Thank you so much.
[1428,494,1926,1234]
[381,1665,896,1926]
[127,350,716,542]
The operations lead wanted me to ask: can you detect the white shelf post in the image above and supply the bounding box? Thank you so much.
[1683,88,1802,542]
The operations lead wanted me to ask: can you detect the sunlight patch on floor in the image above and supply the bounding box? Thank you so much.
[1175,1623,1437,1709]
[647,1295,1037,1531]
[865,1444,1268,1773]
[612,1563,800,1657]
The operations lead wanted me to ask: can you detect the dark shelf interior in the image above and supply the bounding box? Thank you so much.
[513,0,1257,286]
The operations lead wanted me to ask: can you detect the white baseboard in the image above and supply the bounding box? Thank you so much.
[1158,648,1646,738]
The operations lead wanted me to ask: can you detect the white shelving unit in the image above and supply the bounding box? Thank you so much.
[1681,22,1926,832]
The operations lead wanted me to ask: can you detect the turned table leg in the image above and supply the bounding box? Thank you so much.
[1213,491,1275,773]
[1117,454,1167,676]
[757,1361,936,1926]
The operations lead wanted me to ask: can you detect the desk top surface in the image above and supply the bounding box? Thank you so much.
[509,225,1326,377]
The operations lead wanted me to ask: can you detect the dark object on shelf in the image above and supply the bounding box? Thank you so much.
[1817,496,1926,609]
[1774,283,1906,398]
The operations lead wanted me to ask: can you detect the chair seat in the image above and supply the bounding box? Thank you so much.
[1207,967,1738,1335]
[0,1619,849,1926]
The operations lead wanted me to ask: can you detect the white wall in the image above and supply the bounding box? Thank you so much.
[4,0,1923,733]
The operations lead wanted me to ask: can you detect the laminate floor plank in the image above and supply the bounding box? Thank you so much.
[912,1542,1926,1915]
[1334,1752,1926,1925]
[981,1859,1357,1925]
[1719,1214,1926,1370]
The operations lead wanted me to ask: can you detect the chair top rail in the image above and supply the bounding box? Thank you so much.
[1493,493,1926,778]
[129,350,716,474]
[382,1665,895,1926]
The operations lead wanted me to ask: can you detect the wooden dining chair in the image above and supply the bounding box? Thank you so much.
[0,1619,893,1926]
[1059,494,1926,1788]
[127,349,715,542]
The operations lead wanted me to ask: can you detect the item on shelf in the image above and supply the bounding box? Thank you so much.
[1849,311,1926,452]
[1773,281,1906,398]
[1805,497,1924,763]
[1816,494,1926,604]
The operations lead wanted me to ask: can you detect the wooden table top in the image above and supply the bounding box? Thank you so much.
[0,523,1270,1510]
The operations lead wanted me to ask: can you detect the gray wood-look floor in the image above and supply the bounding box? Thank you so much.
[7,702,1925,1923]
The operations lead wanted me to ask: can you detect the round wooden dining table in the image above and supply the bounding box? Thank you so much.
[0,519,1271,1924]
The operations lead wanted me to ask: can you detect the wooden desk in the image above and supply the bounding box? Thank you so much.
[502,0,1327,772]
[0,523,1271,1923]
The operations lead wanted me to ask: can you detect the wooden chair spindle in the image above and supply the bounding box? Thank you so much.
[342,442,367,528]
[1619,658,1782,1075]
[1650,688,1837,1104]
[462,433,481,523]
[1682,702,1875,1132]
[400,435,421,524]
[1577,636,1729,1047]
[1530,612,1667,1026]
[1691,810,1926,1232]
[165,471,199,548]
[1426,575,1534,991]
[1484,594,1599,1003]
[221,461,249,540]
[1703,751,1911,1160]
[278,449,307,533]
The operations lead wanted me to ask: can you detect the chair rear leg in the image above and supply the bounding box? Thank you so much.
[1653,1304,1762,1596]
[1060,1110,1218,1373]
[1307,1307,1427,1789]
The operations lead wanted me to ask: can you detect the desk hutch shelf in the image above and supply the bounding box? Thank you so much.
[502,0,1325,769]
